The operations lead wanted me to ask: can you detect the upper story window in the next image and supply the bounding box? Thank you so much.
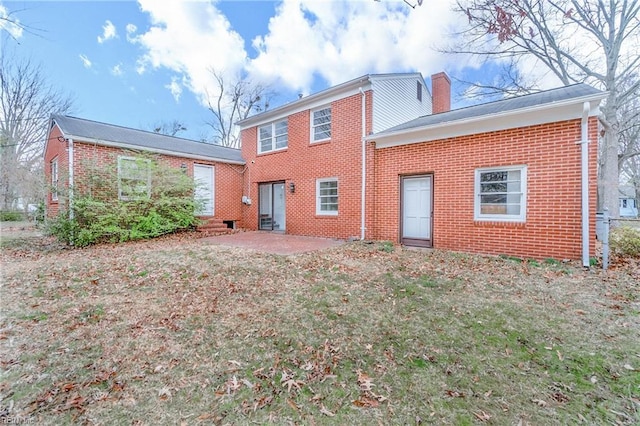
[311,106,331,142]
[417,81,423,102]
[118,156,151,201]
[51,157,59,202]
[474,165,527,222]
[258,120,288,154]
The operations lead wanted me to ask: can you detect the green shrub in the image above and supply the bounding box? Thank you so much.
[610,226,640,258]
[47,155,201,247]
[0,211,24,221]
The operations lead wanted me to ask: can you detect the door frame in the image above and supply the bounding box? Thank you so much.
[400,174,434,248]
[258,181,286,232]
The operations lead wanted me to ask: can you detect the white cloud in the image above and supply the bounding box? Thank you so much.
[130,0,247,105]
[165,76,183,102]
[111,63,124,76]
[79,54,92,68]
[0,3,23,39]
[125,23,137,42]
[98,20,117,43]
[127,0,491,108]
[247,0,469,93]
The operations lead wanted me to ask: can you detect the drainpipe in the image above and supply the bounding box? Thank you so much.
[580,102,590,267]
[359,87,366,240]
[68,138,74,221]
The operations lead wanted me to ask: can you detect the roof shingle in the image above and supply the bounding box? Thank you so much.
[52,115,244,164]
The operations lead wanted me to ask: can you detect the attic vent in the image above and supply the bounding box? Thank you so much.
[417,81,423,102]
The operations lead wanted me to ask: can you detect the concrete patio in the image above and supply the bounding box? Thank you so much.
[201,231,345,255]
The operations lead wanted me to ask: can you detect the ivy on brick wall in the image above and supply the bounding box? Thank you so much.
[47,152,202,247]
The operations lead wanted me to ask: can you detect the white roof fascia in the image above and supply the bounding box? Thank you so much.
[369,72,423,82]
[370,94,605,149]
[61,134,245,165]
[238,77,373,129]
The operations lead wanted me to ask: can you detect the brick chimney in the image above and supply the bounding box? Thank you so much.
[431,72,451,114]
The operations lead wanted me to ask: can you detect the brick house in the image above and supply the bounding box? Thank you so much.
[45,72,606,263]
[238,72,606,264]
[44,115,245,230]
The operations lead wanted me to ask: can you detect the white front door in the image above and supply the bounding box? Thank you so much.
[402,175,432,247]
[194,164,214,216]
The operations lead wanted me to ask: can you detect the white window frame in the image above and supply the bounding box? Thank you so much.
[258,119,288,154]
[118,156,152,201]
[51,157,59,202]
[474,165,527,222]
[316,178,338,216]
[311,106,331,143]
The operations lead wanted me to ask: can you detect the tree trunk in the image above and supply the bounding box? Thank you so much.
[599,106,621,218]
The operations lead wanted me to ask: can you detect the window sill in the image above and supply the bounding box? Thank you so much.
[257,148,288,157]
[474,220,525,228]
[310,139,331,146]
[315,213,339,218]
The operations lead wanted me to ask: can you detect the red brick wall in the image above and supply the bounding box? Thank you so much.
[373,117,599,260]
[240,91,373,239]
[44,128,243,224]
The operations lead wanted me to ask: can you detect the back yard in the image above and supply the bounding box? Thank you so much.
[1,230,639,425]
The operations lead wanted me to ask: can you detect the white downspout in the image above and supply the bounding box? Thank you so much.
[359,87,366,240]
[580,102,590,267]
[68,138,74,221]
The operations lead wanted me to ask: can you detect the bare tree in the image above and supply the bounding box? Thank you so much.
[0,52,74,210]
[618,80,640,211]
[151,119,187,137]
[205,70,271,149]
[446,0,640,217]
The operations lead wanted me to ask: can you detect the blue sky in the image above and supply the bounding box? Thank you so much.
[1,0,507,142]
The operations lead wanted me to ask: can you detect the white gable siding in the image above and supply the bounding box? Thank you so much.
[371,76,432,133]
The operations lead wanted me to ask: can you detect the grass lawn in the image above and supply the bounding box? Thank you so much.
[1,232,639,425]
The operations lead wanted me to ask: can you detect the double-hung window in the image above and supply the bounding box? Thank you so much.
[474,166,527,222]
[118,156,151,201]
[51,157,59,202]
[258,120,288,153]
[316,178,338,215]
[311,106,331,142]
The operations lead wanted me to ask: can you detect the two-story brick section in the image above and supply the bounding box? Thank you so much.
[238,72,605,264]
[45,72,606,264]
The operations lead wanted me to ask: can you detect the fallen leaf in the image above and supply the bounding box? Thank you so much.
[197,413,212,421]
[473,410,492,421]
[353,397,379,408]
[532,398,547,407]
[286,398,299,411]
[319,405,335,417]
[158,387,172,400]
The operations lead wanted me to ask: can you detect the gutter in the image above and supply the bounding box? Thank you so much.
[68,138,74,221]
[580,101,590,267]
[359,87,366,240]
